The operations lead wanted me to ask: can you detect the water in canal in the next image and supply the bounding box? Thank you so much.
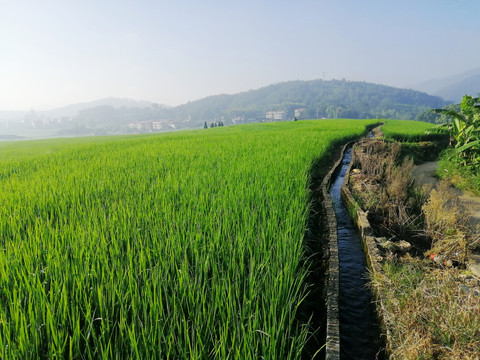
[329,147,383,359]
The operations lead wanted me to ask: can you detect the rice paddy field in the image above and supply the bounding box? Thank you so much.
[0,119,379,359]
[381,119,439,142]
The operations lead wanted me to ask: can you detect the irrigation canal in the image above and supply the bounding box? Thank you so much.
[328,147,382,359]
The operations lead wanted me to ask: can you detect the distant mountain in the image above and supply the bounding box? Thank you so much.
[1,80,450,139]
[0,98,167,122]
[44,97,165,118]
[171,79,449,124]
[412,68,480,102]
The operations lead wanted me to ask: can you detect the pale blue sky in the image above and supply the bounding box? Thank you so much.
[1,0,479,110]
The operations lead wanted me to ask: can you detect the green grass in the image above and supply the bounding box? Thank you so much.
[0,119,376,359]
[437,148,480,195]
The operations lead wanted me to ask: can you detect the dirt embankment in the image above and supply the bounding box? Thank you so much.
[344,136,480,358]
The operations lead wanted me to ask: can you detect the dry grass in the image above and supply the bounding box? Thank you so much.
[350,138,480,358]
[422,180,471,266]
[350,139,423,242]
[422,181,462,241]
[372,257,480,359]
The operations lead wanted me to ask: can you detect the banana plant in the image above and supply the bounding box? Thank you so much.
[432,95,480,165]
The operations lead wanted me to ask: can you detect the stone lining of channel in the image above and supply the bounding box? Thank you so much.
[322,139,392,359]
[321,142,349,360]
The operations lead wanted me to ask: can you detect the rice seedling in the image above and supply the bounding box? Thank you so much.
[0,120,376,359]
[382,119,440,142]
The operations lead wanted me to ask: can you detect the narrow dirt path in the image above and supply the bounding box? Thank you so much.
[412,161,480,277]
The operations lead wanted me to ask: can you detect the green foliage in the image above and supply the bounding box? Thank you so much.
[433,95,480,166]
[398,142,443,164]
[0,120,376,358]
[416,104,465,124]
[437,148,480,195]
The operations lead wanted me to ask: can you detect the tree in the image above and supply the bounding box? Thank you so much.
[415,109,441,123]
[203,121,208,129]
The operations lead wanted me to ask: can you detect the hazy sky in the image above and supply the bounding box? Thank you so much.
[1,0,479,110]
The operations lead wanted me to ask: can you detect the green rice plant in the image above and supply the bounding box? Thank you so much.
[381,120,449,163]
[382,119,441,142]
[0,120,375,359]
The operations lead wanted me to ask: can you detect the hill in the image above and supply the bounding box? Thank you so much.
[0,98,164,121]
[1,80,449,138]
[170,79,448,125]
[44,97,161,118]
[0,98,170,139]
[413,68,480,102]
